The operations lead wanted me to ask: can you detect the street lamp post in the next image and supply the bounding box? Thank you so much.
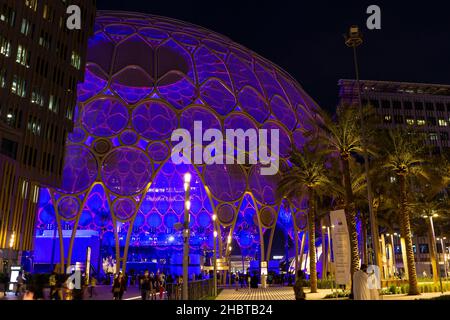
[437,237,448,279]
[182,173,191,300]
[423,212,443,292]
[321,224,335,293]
[344,25,381,269]
[212,214,217,297]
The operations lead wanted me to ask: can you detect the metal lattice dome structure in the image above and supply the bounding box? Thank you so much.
[36,11,320,269]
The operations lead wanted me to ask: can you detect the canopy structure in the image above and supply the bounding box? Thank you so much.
[35,11,321,273]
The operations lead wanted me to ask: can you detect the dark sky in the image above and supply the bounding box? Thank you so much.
[96,0,450,111]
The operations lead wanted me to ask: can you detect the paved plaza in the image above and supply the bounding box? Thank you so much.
[1,284,448,301]
[215,286,449,301]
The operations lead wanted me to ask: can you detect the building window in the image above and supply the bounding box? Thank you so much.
[0,35,11,57]
[392,100,401,109]
[436,103,445,111]
[429,132,438,141]
[439,119,448,127]
[25,0,38,11]
[11,75,27,97]
[71,51,81,70]
[403,101,413,110]
[381,100,391,109]
[427,117,437,126]
[383,115,392,123]
[48,95,59,113]
[20,18,31,36]
[419,244,429,254]
[0,68,6,88]
[414,101,423,110]
[27,116,41,135]
[394,115,403,124]
[0,5,15,27]
[406,118,415,126]
[0,138,18,159]
[31,88,45,106]
[39,30,51,49]
[43,4,49,20]
[369,99,379,108]
[425,102,434,111]
[16,44,30,67]
[417,118,426,126]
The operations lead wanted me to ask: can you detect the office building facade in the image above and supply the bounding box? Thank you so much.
[0,0,95,268]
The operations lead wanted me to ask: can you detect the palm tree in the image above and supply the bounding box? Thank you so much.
[409,159,450,284]
[308,104,376,280]
[382,130,429,295]
[277,146,330,293]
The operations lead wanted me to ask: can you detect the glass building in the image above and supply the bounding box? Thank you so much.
[34,11,321,276]
[0,0,95,271]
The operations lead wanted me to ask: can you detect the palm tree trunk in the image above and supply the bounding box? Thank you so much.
[398,174,419,295]
[308,188,318,293]
[341,156,360,280]
[361,214,368,265]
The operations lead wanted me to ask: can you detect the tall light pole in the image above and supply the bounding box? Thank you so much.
[423,212,442,291]
[437,237,448,280]
[182,172,191,300]
[344,25,381,269]
[322,224,335,295]
[212,214,217,297]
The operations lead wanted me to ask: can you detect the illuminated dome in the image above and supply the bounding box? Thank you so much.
[36,11,319,268]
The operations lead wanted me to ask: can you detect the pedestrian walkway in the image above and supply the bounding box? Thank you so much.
[215,286,450,300]
[216,287,296,300]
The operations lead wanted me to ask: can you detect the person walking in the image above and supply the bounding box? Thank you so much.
[15,272,24,296]
[149,272,157,300]
[89,276,97,298]
[235,273,239,291]
[352,264,370,300]
[49,272,57,300]
[112,273,126,300]
[158,273,165,300]
[140,270,151,300]
[2,272,9,297]
[293,270,306,300]
[165,274,172,300]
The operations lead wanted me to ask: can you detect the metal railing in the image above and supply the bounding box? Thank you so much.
[166,279,215,300]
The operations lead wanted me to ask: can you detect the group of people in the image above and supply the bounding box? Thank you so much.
[137,270,168,300]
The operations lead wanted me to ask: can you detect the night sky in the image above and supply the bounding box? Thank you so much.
[96,0,450,112]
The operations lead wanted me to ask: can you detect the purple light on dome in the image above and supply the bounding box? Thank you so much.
[113,198,136,220]
[261,121,292,158]
[249,164,281,205]
[238,86,269,123]
[147,142,169,162]
[82,98,129,137]
[132,101,177,140]
[61,145,98,194]
[58,196,80,220]
[157,76,196,110]
[200,79,235,115]
[203,163,246,202]
[101,147,152,196]
[35,11,321,256]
